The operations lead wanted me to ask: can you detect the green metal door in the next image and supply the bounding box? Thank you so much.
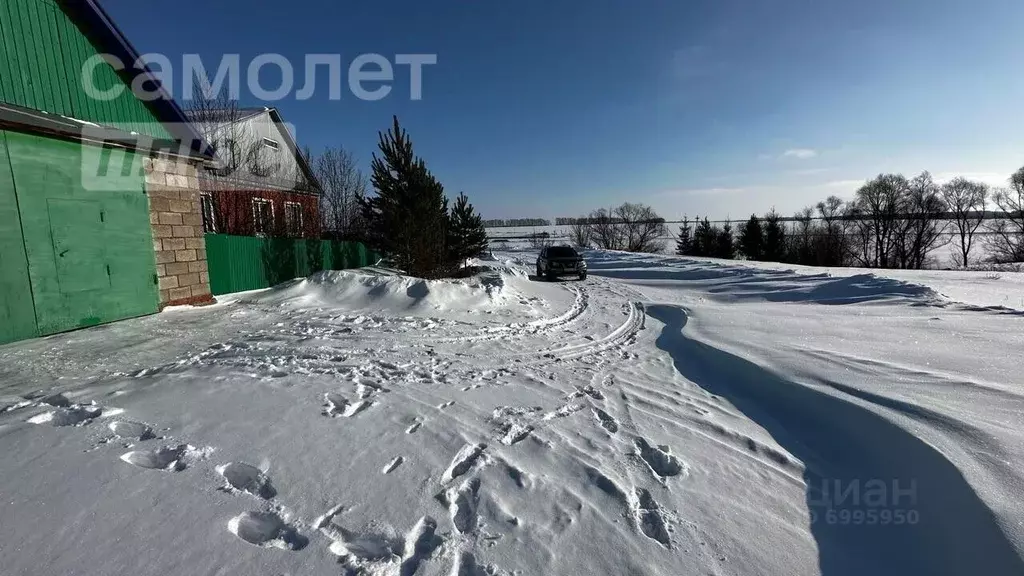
[0,132,37,344]
[4,131,159,336]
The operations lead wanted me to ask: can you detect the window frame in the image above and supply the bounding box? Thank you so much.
[199,193,217,233]
[262,137,280,150]
[283,201,303,237]
[251,197,274,236]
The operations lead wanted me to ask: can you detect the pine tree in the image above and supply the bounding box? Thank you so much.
[448,192,489,268]
[693,217,716,257]
[361,116,450,278]
[738,214,764,260]
[762,209,787,262]
[716,221,735,259]
[675,216,693,255]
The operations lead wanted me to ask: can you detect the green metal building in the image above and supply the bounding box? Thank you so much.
[0,0,209,344]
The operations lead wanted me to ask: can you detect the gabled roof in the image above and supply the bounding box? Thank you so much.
[184,108,266,125]
[56,0,213,158]
[186,107,321,194]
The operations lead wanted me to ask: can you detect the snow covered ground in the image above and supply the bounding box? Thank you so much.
[2,250,1023,576]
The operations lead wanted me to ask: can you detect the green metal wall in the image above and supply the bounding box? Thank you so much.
[205,234,378,295]
[0,0,171,138]
[0,132,37,344]
[0,130,159,343]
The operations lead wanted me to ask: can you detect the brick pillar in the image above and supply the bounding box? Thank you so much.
[145,153,215,308]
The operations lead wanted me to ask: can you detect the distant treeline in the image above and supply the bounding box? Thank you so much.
[556,216,667,226]
[483,218,551,227]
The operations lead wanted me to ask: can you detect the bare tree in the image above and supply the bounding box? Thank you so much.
[791,206,814,264]
[527,230,553,250]
[615,203,667,253]
[893,172,947,269]
[851,174,910,267]
[567,217,592,248]
[988,167,1024,263]
[941,177,988,267]
[313,146,367,238]
[589,207,623,250]
[815,195,847,266]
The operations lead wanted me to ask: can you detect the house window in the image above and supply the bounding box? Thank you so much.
[200,193,217,233]
[252,198,274,236]
[284,202,303,237]
[262,138,280,150]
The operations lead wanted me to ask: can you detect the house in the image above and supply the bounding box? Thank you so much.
[186,107,322,239]
[0,0,215,345]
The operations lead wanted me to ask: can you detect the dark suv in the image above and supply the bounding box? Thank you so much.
[536,246,587,281]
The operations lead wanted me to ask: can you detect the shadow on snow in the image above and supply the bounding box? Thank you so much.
[646,303,1023,576]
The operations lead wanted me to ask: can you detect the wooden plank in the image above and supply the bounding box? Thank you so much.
[0,130,39,344]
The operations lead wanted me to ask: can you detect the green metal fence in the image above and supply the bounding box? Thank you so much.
[204,234,379,296]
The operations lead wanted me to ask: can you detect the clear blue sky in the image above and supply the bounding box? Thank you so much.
[105,0,1024,221]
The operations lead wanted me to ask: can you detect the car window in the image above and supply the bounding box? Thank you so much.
[548,247,577,258]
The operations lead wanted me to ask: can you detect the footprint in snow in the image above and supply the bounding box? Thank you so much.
[342,400,374,418]
[438,401,456,410]
[500,423,533,446]
[635,438,686,479]
[228,511,307,550]
[217,462,276,499]
[569,385,604,401]
[108,420,155,441]
[406,421,422,434]
[593,408,618,433]
[541,403,585,421]
[28,404,102,427]
[443,443,487,482]
[322,516,441,576]
[323,392,349,417]
[446,477,480,534]
[324,392,374,418]
[383,456,404,474]
[39,393,71,407]
[121,444,190,471]
[451,551,492,576]
[634,488,671,548]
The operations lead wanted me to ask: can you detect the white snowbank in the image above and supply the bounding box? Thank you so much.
[240,265,573,324]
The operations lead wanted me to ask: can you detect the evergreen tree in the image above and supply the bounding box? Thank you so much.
[716,221,735,259]
[448,192,489,268]
[360,116,450,278]
[762,209,787,262]
[693,217,717,257]
[738,214,764,260]
[675,216,693,255]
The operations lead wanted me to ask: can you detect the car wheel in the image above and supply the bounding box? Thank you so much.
[536,266,543,280]
[579,273,587,281]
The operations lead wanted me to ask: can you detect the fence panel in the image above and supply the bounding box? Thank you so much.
[205,234,378,296]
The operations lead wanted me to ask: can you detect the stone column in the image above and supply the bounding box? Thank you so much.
[144,153,215,308]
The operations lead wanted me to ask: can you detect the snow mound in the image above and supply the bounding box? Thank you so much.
[244,265,553,321]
